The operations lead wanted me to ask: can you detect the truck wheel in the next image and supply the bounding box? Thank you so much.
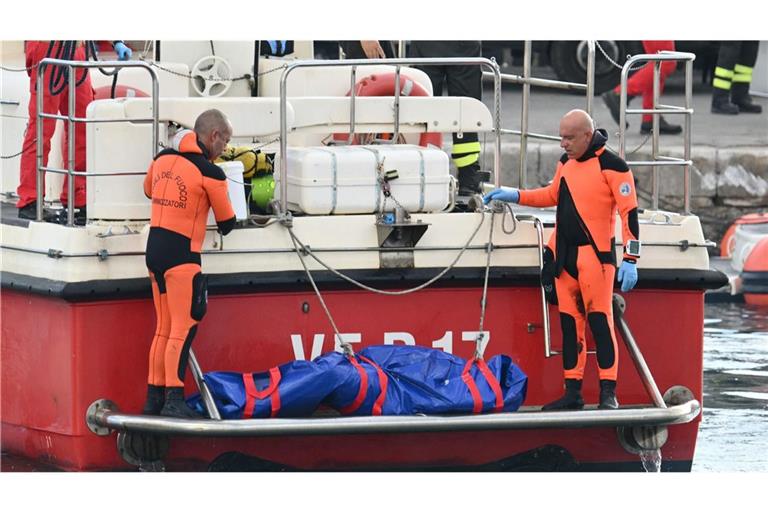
[550,41,643,94]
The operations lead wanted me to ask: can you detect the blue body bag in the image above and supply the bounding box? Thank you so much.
[189,345,527,418]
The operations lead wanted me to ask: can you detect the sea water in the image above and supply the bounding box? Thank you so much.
[693,302,768,471]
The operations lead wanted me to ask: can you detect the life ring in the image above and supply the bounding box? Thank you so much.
[720,212,768,258]
[93,85,149,100]
[332,72,443,148]
[743,237,768,306]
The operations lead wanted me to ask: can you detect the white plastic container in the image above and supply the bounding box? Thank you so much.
[207,161,248,225]
[280,145,451,215]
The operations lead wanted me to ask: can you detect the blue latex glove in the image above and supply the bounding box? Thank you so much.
[114,42,132,61]
[268,40,286,54]
[617,260,638,292]
[483,187,520,204]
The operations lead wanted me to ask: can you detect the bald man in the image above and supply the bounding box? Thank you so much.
[142,109,236,418]
[485,109,641,410]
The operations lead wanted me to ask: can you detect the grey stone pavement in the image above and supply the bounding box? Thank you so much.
[473,67,768,242]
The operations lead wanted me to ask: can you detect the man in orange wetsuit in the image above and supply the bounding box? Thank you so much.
[17,40,132,223]
[484,109,640,410]
[142,109,236,418]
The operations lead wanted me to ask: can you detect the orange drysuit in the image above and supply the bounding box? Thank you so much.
[519,129,639,382]
[143,131,236,388]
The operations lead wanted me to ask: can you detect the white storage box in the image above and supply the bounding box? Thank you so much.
[279,145,451,215]
[207,161,248,225]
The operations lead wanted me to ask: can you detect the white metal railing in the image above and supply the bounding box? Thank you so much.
[35,58,159,226]
[618,51,696,214]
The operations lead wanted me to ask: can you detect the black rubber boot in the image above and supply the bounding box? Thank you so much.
[17,202,59,222]
[711,88,739,115]
[731,83,763,113]
[141,384,165,415]
[160,387,201,418]
[457,164,484,196]
[598,379,619,410]
[640,116,682,135]
[601,90,631,127]
[541,379,584,411]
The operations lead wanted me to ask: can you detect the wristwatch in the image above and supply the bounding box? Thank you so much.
[626,240,641,258]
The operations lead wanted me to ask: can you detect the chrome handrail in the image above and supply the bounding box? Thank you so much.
[35,58,160,226]
[88,398,701,438]
[515,213,551,357]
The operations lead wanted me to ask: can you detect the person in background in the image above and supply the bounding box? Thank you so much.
[141,109,236,418]
[339,41,396,60]
[711,41,763,115]
[408,41,486,196]
[16,40,132,223]
[602,41,681,135]
[484,109,641,410]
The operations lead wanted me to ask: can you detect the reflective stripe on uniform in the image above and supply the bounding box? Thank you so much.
[451,141,481,155]
[453,153,479,168]
[733,64,754,83]
[714,67,734,79]
[714,67,734,90]
[713,77,732,90]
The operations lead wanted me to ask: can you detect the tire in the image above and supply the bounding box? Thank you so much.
[549,41,643,94]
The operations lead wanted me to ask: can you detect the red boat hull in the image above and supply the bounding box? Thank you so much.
[1,285,703,471]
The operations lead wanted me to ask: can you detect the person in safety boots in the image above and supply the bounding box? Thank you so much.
[601,41,682,135]
[142,110,236,418]
[484,109,641,410]
[408,41,486,196]
[16,40,132,224]
[710,41,763,115]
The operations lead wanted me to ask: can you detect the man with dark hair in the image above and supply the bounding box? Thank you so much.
[141,109,237,418]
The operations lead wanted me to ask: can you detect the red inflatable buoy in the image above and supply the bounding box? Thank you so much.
[333,73,442,148]
[742,237,768,306]
[93,85,149,100]
[720,212,768,258]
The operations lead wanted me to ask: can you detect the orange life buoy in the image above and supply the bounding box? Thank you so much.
[743,237,768,306]
[93,84,149,100]
[720,212,768,258]
[333,72,442,148]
